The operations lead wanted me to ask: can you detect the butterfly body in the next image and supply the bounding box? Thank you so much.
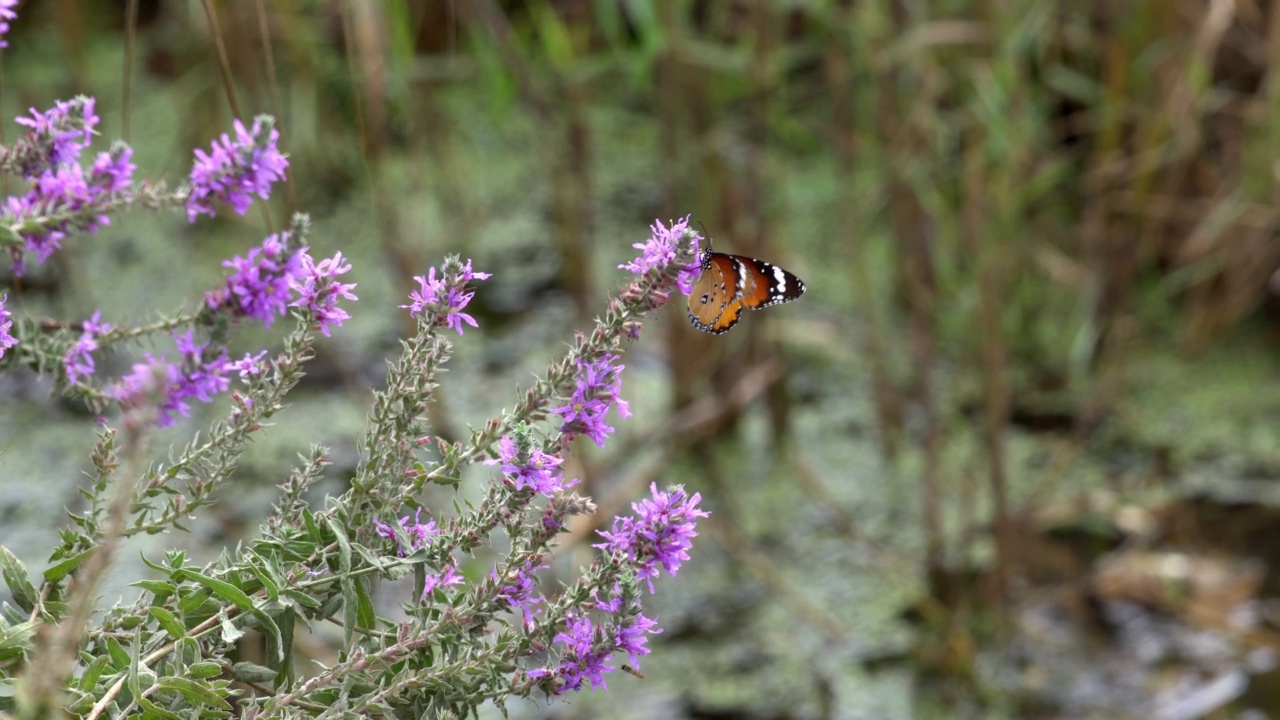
[687,247,806,333]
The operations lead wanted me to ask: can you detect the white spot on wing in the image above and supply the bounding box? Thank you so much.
[771,265,787,294]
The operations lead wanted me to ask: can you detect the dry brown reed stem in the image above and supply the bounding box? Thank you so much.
[876,2,945,572]
[826,3,903,462]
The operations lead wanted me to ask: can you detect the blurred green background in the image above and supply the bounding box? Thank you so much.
[6,1,1280,718]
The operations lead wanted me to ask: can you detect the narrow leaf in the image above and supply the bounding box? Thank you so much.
[0,547,38,613]
[43,547,96,582]
[156,676,233,711]
[148,607,185,640]
[181,570,252,611]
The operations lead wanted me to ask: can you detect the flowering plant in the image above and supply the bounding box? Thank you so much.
[0,11,710,717]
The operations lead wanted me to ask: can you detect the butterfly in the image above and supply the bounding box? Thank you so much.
[687,244,806,333]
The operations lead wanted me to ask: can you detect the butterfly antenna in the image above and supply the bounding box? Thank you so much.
[695,220,712,251]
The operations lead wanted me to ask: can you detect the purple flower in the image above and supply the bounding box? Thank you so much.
[374,507,438,557]
[614,611,660,666]
[551,613,613,692]
[14,96,98,176]
[173,331,230,403]
[8,165,89,263]
[215,232,306,326]
[289,250,357,337]
[493,561,547,627]
[618,215,702,294]
[65,309,111,384]
[0,293,17,358]
[420,564,464,601]
[5,142,135,269]
[111,355,181,424]
[402,259,491,336]
[549,353,631,447]
[486,435,574,495]
[109,331,231,427]
[0,0,17,48]
[89,144,136,193]
[186,116,288,222]
[228,349,269,378]
[594,483,710,593]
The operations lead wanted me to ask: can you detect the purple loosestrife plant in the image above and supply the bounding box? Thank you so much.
[0,0,16,48]
[0,99,290,276]
[402,259,491,335]
[0,61,712,715]
[290,250,357,337]
[206,230,307,327]
[550,353,632,447]
[0,292,16,357]
[12,96,98,176]
[185,116,288,221]
[64,310,110,385]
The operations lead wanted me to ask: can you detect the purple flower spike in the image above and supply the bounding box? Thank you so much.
[111,355,182,425]
[289,250,357,337]
[228,349,269,378]
[5,140,136,270]
[373,507,438,557]
[420,565,464,602]
[618,215,702,294]
[65,310,111,385]
[109,331,231,427]
[402,258,491,336]
[186,116,288,222]
[0,0,17,48]
[594,483,710,593]
[215,232,306,327]
[0,293,17,358]
[14,96,99,176]
[615,611,660,666]
[486,435,575,496]
[549,353,631,447]
[552,613,613,692]
[89,145,136,193]
[493,561,547,627]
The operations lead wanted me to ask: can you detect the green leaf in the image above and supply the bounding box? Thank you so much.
[140,552,171,575]
[218,610,244,644]
[78,654,110,691]
[105,636,130,670]
[354,576,375,631]
[175,637,200,665]
[245,556,280,602]
[0,223,23,249]
[156,676,233,711]
[135,693,183,720]
[325,516,357,650]
[0,547,38,613]
[232,661,276,683]
[281,588,321,610]
[181,570,252,612]
[0,619,38,663]
[43,547,96,582]
[325,516,353,574]
[270,605,296,686]
[177,587,212,614]
[188,661,223,679]
[302,508,322,544]
[148,607,185,640]
[132,579,176,599]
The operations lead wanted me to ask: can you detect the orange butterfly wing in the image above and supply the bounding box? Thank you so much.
[688,253,747,334]
[687,249,805,334]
